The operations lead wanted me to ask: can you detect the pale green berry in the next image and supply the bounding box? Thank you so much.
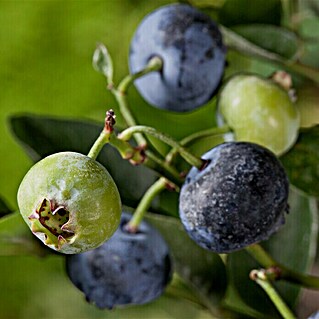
[217,74,300,155]
[17,152,121,254]
[296,84,319,128]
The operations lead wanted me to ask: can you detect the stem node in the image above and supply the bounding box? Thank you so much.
[105,109,116,133]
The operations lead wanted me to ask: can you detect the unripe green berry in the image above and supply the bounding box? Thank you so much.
[218,74,300,155]
[295,84,319,128]
[17,152,121,254]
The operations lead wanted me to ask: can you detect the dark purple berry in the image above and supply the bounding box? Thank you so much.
[179,142,289,253]
[66,212,172,309]
[129,4,226,112]
[308,311,319,319]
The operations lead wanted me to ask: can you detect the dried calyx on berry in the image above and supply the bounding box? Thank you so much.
[17,152,121,254]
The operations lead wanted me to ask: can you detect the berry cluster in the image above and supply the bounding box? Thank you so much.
[17,3,299,313]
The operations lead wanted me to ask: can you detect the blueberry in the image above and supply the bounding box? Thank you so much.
[308,311,319,319]
[129,4,226,112]
[66,212,172,309]
[179,142,289,253]
[17,152,121,254]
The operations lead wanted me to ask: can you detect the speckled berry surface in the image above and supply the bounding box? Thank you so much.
[17,152,121,254]
[66,212,172,309]
[179,142,289,253]
[129,3,226,112]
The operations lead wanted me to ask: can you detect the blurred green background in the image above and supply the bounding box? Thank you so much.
[0,0,175,210]
[0,2,184,318]
[0,1,220,318]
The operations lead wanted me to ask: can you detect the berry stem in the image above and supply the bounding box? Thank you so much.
[279,268,319,289]
[110,57,184,181]
[145,151,184,184]
[95,49,182,182]
[246,244,319,289]
[179,125,231,146]
[108,133,145,164]
[87,129,110,160]
[221,25,319,84]
[119,125,204,169]
[125,125,229,232]
[117,56,163,93]
[112,90,147,147]
[245,244,276,268]
[166,125,230,163]
[126,177,168,232]
[250,269,296,319]
[111,56,162,148]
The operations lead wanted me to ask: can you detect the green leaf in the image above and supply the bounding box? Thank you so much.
[232,24,299,60]
[0,252,220,319]
[9,114,160,210]
[92,43,113,83]
[221,26,283,64]
[281,126,319,198]
[146,213,228,317]
[219,0,282,26]
[223,283,273,319]
[0,212,49,256]
[0,196,13,218]
[226,187,318,316]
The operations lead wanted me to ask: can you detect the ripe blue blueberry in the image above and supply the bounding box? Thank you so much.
[129,4,226,112]
[308,311,319,319]
[179,142,289,253]
[66,212,172,309]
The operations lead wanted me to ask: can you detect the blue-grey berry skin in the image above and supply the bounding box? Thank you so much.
[308,311,319,319]
[66,212,172,309]
[129,4,226,112]
[179,142,289,253]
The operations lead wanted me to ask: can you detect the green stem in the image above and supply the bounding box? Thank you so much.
[245,244,277,268]
[285,61,319,84]
[87,129,110,160]
[108,133,144,164]
[119,125,204,169]
[110,57,184,183]
[111,95,182,180]
[246,244,319,289]
[126,124,230,231]
[166,125,230,163]
[221,25,319,84]
[112,56,163,147]
[127,177,167,231]
[145,150,183,185]
[113,91,147,147]
[280,266,319,289]
[118,56,163,93]
[180,125,230,146]
[251,270,296,319]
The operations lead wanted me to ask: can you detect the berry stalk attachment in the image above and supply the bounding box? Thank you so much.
[118,125,204,169]
[246,244,319,289]
[250,269,296,319]
[129,3,226,112]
